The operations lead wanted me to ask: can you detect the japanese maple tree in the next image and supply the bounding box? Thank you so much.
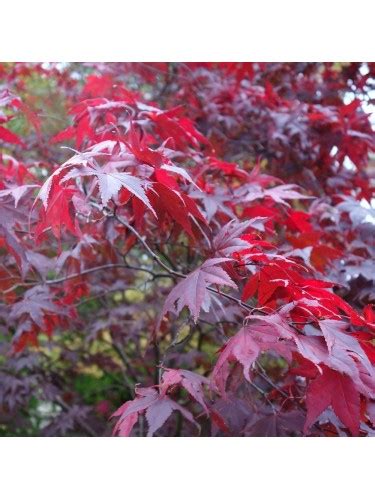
[0,62,374,437]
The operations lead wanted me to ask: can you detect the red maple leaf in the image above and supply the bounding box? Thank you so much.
[304,365,360,436]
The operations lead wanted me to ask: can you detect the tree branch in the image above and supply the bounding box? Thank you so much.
[45,263,171,285]
[115,214,254,313]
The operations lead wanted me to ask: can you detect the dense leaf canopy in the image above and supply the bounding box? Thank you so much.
[0,62,374,436]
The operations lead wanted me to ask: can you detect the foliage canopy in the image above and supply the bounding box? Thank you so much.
[0,62,374,436]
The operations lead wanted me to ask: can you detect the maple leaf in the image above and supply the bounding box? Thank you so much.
[37,142,155,216]
[263,184,313,205]
[50,126,76,144]
[253,308,375,396]
[0,194,34,275]
[61,159,156,215]
[210,395,252,435]
[284,319,375,399]
[158,258,237,326]
[239,183,312,207]
[0,369,40,411]
[0,184,39,208]
[244,303,297,339]
[211,320,294,394]
[0,224,28,276]
[241,261,306,304]
[246,409,305,437]
[190,187,235,222]
[160,368,210,414]
[145,395,196,436]
[210,303,330,394]
[148,183,205,239]
[112,386,197,437]
[304,365,360,436]
[0,125,25,147]
[9,285,66,329]
[35,183,80,240]
[212,218,267,257]
[319,319,373,375]
[337,199,375,228]
[159,161,198,187]
[43,405,91,437]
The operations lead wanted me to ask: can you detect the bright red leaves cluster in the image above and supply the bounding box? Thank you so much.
[0,62,374,436]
